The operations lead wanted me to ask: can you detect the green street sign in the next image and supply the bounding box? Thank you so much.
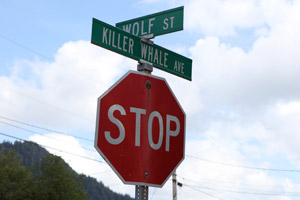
[91,18,192,80]
[116,6,184,37]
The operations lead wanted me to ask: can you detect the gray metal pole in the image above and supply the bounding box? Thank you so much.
[135,60,152,200]
[173,172,177,200]
[135,185,149,200]
[135,35,154,200]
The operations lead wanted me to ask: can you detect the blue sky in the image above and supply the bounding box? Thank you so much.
[1,0,300,199]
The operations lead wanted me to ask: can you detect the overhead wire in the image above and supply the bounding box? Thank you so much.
[0,131,104,164]
[149,188,157,200]
[0,32,110,88]
[0,85,95,123]
[2,114,300,174]
[177,175,300,198]
[0,33,53,61]
[177,174,283,193]
[2,115,300,199]
[0,116,93,142]
[184,183,300,197]
[178,176,242,200]
[0,120,95,152]
[186,155,300,173]
[185,184,225,200]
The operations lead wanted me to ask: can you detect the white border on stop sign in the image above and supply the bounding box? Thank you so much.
[94,70,186,188]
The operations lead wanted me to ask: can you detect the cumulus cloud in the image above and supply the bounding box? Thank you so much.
[0,40,135,133]
[29,133,100,173]
[182,0,300,170]
[185,0,265,36]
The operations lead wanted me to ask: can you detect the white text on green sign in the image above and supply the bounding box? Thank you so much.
[91,18,192,80]
[116,6,184,37]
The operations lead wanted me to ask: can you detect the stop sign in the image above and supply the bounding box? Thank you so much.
[95,70,185,187]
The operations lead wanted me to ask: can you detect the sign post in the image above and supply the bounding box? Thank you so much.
[92,6,191,200]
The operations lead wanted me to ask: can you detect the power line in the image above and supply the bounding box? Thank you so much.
[177,174,284,193]
[179,176,242,200]
[3,114,300,174]
[0,32,110,88]
[89,170,113,176]
[178,175,300,198]
[185,184,225,200]
[0,85,95,123]
[184,183,300,197]
[0,116,93,142]
[3,115,300,174]
[149,188,157,200]
[0,120,95,152]
[186,155,300,173]
[0,33,53,61]
[0,131,104,164]
[2,129,300,199]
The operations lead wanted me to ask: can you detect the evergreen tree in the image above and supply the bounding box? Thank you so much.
[0,141,134,200]
[34,154,87,200]
[0,147,34,200]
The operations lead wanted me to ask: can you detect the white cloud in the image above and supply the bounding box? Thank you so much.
[278,101,300,118]
[29,133,100,174]
[137,0,299,42]
[184,0,300,39]
[0,40,135,133]
[185,0,265,36]
[187,3,300,111]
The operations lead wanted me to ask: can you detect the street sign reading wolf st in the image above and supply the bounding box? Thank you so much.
[116,6,184,37]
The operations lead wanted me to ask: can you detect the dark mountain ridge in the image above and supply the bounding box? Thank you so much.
[0,141,133,200]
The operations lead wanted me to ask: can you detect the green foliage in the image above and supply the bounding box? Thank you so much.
[0,146,87,200]
[80,175,133,200]
[0,141,48,168]
[34,154,87,200]
[0,148,33,200]
[0,141,134,200]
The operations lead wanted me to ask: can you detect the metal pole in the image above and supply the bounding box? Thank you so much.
[173,172,177,200]
[135,60,151,200]
[135,185,149,200]
[135,35,154,200]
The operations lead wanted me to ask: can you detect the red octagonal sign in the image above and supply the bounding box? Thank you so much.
[95,70,185,187]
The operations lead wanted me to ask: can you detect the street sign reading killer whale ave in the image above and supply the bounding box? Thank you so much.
[91,18,192,80]
[116,6,184,37]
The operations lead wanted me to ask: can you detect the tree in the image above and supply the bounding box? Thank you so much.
[0,141,134,200]
[0,147,34,200]
[34,154,87,200]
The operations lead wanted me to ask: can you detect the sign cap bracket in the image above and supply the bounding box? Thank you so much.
[141,35,154,45]
[138,59,153,74]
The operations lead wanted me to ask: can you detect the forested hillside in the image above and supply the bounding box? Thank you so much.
[0,141,133,200]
